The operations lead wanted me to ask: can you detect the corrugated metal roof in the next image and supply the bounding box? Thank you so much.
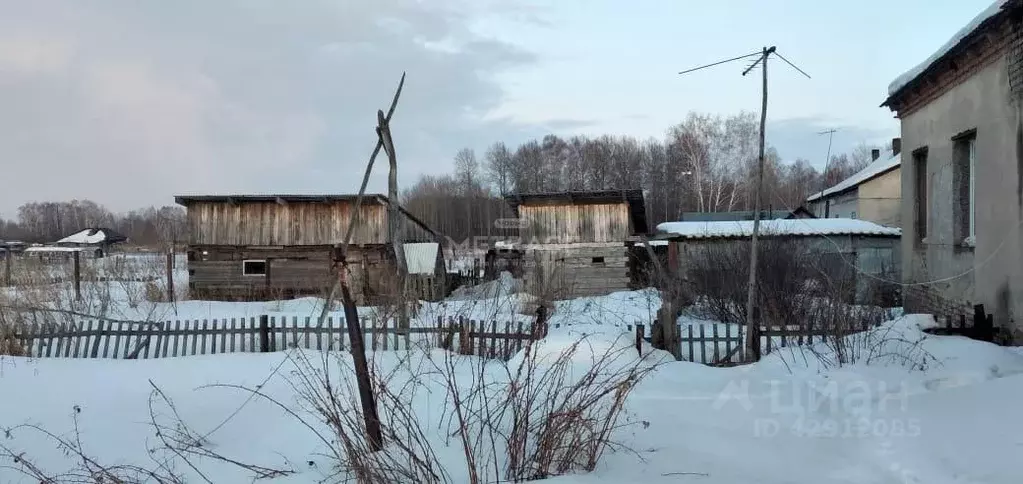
[656,219,901,239]
[403,242,440,275]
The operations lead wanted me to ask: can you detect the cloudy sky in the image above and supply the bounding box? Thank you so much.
[0,0,996,216]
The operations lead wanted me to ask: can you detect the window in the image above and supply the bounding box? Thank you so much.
[591,256,605,265]
[851,211,857,219]
[913,148,929,242]
[953,130,976,244]
[242,259,267,275]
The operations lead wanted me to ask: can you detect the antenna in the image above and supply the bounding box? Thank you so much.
[678,46,811,362]
[815,128,838,216]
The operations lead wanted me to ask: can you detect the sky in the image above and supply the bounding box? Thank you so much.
[0,0,998,217]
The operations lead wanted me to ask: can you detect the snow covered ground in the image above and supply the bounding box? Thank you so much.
[0,314,1020,483]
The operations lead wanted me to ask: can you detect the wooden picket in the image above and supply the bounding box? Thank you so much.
[8,315,543,361]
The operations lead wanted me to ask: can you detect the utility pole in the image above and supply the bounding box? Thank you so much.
[741,46,773,362]
[679,45,810,362]
[816,128,837,217]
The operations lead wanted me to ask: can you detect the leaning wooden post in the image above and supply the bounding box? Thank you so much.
[165,251,175,303]
[2,249,10,287]
[378,109,409,330]
[72,250,82,301]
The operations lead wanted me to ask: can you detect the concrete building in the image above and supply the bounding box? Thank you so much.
[806,142,902,227]
[882,0,1023,341]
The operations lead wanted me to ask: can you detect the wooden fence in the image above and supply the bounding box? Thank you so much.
[5,316,546,361]
[630,319,877,366]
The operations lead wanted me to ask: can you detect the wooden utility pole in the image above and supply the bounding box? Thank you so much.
[166,250,175,303]
[742,46,773,362]
[678,46,810,362]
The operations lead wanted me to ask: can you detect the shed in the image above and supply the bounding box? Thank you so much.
[174,194,443,302]
[500,189,647,299]
[655,219,902,305]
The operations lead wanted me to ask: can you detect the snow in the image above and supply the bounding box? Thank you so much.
[23,246,85,253]
[656,218,902,239]
[806,150,900,202]
[888,0,1008,96]
[55,229,113,245]
[2,313,1022,483]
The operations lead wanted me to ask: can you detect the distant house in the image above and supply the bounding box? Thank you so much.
[500,189,648,299]
[882,0,1023,341]
[174,194,444,302]
[54,227,128,257]
[0,240,26,257]
[806,140,903,227]
[677,208,814,222]
[654,218,901,304]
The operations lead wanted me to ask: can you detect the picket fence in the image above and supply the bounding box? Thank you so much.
[629,319,877,365]
[7,316,547,361]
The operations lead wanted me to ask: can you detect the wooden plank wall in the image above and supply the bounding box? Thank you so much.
[518,202,631,243]
[184,200,434,246]
[523,244,630,298]
[188,245,396,303]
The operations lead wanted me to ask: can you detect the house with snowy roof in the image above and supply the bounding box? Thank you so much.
[882,0,1023,342]
[805,140,902,228]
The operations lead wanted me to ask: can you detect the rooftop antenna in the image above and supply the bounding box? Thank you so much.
[679,46,811,362]
[816,128,838,216]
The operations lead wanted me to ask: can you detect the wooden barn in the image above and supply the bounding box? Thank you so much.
[502,189,648,299]
[174,194,443,303]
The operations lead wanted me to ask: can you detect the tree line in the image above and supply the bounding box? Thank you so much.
[403,111,884,242]
[0,200,186,247]
[1,111,883,247]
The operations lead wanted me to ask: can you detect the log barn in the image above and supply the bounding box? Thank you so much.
[503,189,648,299]
[174,194,442,303]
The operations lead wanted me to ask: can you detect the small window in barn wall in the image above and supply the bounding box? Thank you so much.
[591,256,605,265]
[243,259,267,276]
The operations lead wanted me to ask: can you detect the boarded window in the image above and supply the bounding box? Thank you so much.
[953,131,976,242]
[913,148,929,242]
[243,259,267,276]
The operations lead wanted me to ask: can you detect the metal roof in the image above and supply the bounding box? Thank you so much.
[656,219,901,240]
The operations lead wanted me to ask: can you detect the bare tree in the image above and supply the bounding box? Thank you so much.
[484,142,514,196]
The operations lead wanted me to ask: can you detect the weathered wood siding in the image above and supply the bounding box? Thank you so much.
[183,200,433,246]
[522,244,630,299]
[518,202,631,243]
[187,245,398,304]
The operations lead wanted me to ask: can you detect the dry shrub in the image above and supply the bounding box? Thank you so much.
[1,407,184,483]
[438,333,660,482]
